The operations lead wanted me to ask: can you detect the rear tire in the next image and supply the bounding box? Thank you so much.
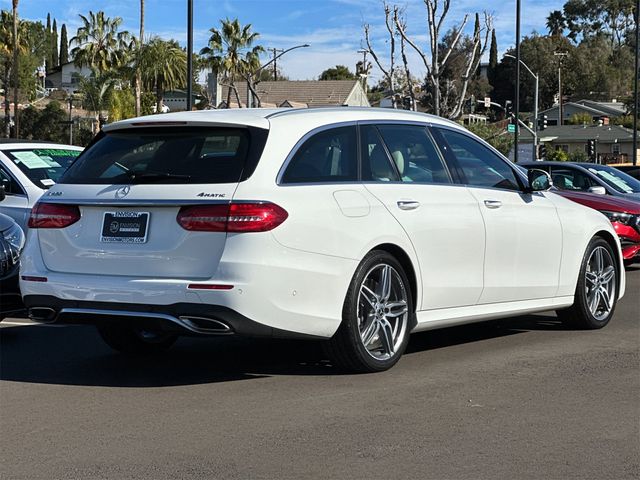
[556,237,619,329]
[97,324,178,354]
[324,250,413,373]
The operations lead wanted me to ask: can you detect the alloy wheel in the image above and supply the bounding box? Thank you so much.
[357,263,409,361]
[585,246,616,321]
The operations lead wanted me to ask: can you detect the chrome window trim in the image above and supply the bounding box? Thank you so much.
[276,121,358,185]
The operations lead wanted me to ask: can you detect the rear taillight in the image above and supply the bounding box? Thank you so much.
[177,202,288,232]
[28,203,81,229]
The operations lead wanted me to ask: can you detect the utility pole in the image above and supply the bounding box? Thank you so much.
[554,51,568,125]
[514,0,521,163]
[633,0,639,166]
[186,0,193,110]
[271,48,284,81]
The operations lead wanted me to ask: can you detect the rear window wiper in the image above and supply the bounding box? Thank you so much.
[127,172,192,183]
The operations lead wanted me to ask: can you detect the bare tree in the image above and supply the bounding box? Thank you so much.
[394,8,416,111]
[394,0,492,118]
[363,2,398,108]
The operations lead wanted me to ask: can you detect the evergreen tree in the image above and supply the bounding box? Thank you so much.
[52,19,59,67]
[59,23,68,65]
[45,13,51,71]
[487,29,497,88]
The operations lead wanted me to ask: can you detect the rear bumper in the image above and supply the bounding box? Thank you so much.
[23,295,323,339]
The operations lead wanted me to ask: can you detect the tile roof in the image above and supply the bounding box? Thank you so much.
[222,80,363,108]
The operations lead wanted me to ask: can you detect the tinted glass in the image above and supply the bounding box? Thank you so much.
[4,148,81,189]
[582,164,640,194]
[360,125,399,182]
[0,166,25,195]
[61,128,259,184]
[439,129,520,191]
[549,167,596,191]
[377,125,450,184]
[282,126,357,183]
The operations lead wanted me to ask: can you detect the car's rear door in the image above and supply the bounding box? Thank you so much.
[434,127,562,303]
[361,123,485,310]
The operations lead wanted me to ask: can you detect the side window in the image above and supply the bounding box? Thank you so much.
[549,168,595,191]
[377,125,451,184]
[0,166,24,195]
[360,125,399,182]
[439,129,520,191]
[281,126,357,184]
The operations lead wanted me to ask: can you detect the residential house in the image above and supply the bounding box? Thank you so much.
[210,79,370,109]
[537,99,627,126]
[45,61,92,93]
[519,124,638,163]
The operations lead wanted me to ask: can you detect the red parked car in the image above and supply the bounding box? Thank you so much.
[554,189,640,265]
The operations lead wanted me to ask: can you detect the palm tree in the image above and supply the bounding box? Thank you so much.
[546,10,566,37]
[0,10,28,137]
[139,37,187,113]
[70,11,130,74]
[200,18,263,108]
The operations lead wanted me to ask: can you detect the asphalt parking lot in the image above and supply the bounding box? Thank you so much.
[1,267,638,479]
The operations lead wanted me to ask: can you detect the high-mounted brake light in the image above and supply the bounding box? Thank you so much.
[28,203,81,229]
[177,202,288,232]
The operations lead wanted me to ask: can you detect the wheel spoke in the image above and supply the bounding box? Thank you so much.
[377,265,392,302]
[378,318,395,356]
[595,247,603,273]
[385,300,408,318]
[599,286,611,312]
[588,288,601,313]
[361,318,380,347]
[360,284,378,310]
[601,266,615,284]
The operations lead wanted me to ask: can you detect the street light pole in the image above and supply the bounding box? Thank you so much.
[186,0,193,111]
[505,53,539,157]
[514,0,521,163]
[633,0,639,166]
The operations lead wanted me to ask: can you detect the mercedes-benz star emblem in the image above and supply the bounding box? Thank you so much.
[115,185,131,198]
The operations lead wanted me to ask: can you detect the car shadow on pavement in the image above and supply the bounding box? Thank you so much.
[0,312,570,387]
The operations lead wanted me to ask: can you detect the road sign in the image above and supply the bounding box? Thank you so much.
[484,97,491,108]
[507,124,516,133]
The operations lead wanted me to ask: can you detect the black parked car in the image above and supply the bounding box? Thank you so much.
[0,186,25,320]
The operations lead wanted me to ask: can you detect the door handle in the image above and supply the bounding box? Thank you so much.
[397,200,420,210]
[484,200,502,209]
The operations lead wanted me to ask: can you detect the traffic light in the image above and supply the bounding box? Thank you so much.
[505,100,513,119]
[538,114,548,131]
[587,139,596,158]
[538,144,547,160]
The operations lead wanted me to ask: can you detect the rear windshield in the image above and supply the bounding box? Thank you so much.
[60,127,267,184]
[4,148,82,189]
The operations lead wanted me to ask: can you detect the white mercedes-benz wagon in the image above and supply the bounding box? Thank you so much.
[20,108,625,372]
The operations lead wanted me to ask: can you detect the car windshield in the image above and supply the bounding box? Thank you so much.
[61,127,263,185]
[584,165,640,194]
[3,148,82,189]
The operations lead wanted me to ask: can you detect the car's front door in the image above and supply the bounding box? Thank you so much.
[361,123,485,310]
[434,127,563,304]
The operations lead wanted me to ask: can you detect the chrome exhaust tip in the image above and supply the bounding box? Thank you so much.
[28,307,57,323]
[178,316,233,334]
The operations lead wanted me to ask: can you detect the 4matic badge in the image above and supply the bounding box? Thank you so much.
[197,192,226,198]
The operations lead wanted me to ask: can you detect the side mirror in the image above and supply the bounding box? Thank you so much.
[0,185,5,202]
[526,169,552,192]
[588,186,607,195]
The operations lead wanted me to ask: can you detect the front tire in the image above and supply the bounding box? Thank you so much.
[556,237,619,329]
[97,324,178,354]
[325,250,413,373]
